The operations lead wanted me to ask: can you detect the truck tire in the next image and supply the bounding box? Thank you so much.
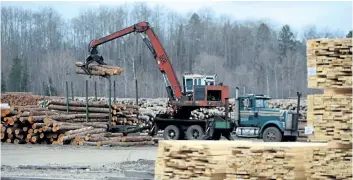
[186,125,204,140]
[262,127,282,142]
[163,125,180,140]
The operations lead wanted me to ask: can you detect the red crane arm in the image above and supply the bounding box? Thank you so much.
[87,22,182,100]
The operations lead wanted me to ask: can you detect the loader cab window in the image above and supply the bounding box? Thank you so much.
[185,78,193,92]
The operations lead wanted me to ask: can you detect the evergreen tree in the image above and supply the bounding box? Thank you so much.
[21,60,29,92]
[8,57,23,91]
[278,25,296,59]
[346,30,352,38]
[1,71,7,92]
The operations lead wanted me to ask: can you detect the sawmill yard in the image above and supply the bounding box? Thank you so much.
[1,1,353,180]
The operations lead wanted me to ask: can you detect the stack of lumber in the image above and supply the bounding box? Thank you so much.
[155,140,234,180]
[75,62,123,76]
[307,93,352,144]
[307,38,352,88]
[304,145,352,180]
[1,92,53,106]
[305,38,352,180]
[155,140,329,180]
[225,142,328,180]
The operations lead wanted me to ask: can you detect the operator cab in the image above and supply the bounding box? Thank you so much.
[182,73,217,94]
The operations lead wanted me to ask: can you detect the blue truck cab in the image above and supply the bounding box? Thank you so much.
[231,89,301,142]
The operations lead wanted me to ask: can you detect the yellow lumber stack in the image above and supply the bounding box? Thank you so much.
[155,141,330,180]
[305,146,352,180]
[306,38,352,180]
[155,140,232,180]
[307,94,352,143]
[307,38,352,89]
[225,142,327,180]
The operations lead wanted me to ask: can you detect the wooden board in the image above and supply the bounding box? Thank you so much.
[307,38,352,89]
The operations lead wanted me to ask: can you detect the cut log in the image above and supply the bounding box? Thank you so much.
[99,141,154,147]
[121,136,152,142]
[32,123,45,129]
[28,114,76,123]
[62,128,106,141]
[56,125,85,131]
[82,122,108,129]
[75,62,123,76]
[49,99,110,107]
[64,127,95,136]
[48,105,110,113]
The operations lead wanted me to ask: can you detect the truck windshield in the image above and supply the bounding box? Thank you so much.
[256,99,269,108]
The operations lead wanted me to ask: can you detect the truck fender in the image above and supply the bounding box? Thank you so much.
[259,121,284,137]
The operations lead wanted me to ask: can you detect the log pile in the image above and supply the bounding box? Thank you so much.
[307,38,352,89]
[1,92,53,106]
[1,100,155,146]
[307,93,352,144]
[75,62,123,76]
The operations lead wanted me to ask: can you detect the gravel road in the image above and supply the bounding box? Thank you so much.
[1,144,158,180]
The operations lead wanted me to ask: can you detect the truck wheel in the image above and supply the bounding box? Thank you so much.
[186,125,204,140]
[262,127,282,142]
[163,125,180,140]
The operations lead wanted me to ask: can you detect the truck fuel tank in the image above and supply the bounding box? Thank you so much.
[235,127,260,138]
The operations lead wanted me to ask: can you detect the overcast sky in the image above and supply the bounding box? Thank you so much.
[1,1,352,35]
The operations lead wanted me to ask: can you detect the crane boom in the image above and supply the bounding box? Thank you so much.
[85,22,182,100]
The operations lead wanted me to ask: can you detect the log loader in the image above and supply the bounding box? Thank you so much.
[81,21,300,142]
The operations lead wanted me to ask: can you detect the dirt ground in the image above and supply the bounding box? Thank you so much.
[1,144,158,180]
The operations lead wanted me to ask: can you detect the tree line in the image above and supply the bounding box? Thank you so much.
[1,3,351,98]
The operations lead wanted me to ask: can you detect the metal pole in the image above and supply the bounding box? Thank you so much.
[135,79,138,106]
[113,80,116,103]
[65,81,69,114]
[71,82,74,100]
[85,80,89,122]
[108,77,112,131]
[94,81,97,101]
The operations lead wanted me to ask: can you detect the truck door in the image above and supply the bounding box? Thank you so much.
[239,97,255,126]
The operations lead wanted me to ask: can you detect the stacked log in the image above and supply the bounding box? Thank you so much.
[307,38,352,88]
[75,62,124,76]
[1,101,154,146]
[190,107,226,120]
[1,92,54,106]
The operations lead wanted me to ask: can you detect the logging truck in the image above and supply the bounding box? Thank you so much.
[81,21,300,142]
